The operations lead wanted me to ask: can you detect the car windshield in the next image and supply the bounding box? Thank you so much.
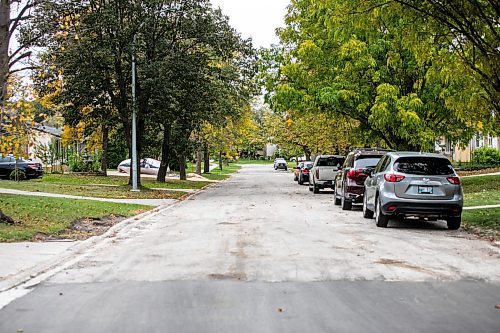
[317,157,344,167]
[354,157,382,169]
[305,162,313,169]
[394,157,454,175]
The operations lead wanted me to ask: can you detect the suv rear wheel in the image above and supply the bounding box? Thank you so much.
[334,188,341,205]
[375,197,389,227]
[341,195,352,210]
[446,216,461,230]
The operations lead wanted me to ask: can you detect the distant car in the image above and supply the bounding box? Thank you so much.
[118,158,161,175]
[274,158,288,171]
[309,155,345,193]
[0,156,43,179]
[363,152,463,230]
[334,148,394,210]
[298,161,313,185]
[293,162,304,181]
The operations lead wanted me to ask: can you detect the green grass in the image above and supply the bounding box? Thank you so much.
[462,208,500,236]
[236,159,274,165]
[202,163,241,180]
[0,194,150,242]
[460,175,500,236]
[0,173,214,200]
[462,175,500,207]
[461,175,500,194]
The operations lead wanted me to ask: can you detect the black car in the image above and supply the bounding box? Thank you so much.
[334,148,394,210]
[0,156,43,179]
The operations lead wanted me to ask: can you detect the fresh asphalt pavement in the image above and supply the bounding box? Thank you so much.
[1,165,499,332]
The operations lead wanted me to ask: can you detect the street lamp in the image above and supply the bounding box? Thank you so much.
[131,23,144,192]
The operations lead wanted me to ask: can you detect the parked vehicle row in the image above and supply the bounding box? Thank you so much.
[0,155,43,179]
[291,148,464,230]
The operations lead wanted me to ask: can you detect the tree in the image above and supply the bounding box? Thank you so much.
[262,0,495,151]
[0,0,40,103]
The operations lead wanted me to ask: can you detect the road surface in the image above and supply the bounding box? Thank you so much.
[1,165,499,332]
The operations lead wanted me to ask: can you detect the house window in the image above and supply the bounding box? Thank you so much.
[475,135,481,148]
[488,136,493,147]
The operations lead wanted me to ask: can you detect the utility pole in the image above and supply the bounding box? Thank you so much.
[131,32,139,192]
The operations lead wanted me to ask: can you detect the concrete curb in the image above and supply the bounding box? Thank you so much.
[0,184,215,294]
[463,204,500,210]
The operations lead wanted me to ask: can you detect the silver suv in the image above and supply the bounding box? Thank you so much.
[363,152,463,230]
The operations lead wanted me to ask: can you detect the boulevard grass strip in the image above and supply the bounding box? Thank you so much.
[461,175,500,236]
[0,174,215,199]
[202,164,241,181]
[462,175,500,207]
[462,208,500,237]
[0,194,150,242]
[42,174,212,190]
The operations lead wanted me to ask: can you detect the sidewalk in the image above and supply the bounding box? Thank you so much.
[0,188,177,207]
[461,171,500,178]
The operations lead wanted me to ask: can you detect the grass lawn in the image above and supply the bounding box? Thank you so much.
[460,175,499,236]
[0,174,214,200]
[462,208,500,236]
[236,159,274,165]
[202,163,241,180]
[462,175,500,207]
[0,194,150,242]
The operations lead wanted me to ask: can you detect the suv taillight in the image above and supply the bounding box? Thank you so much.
[303,169,310,173]
[27,164,39,169]
[315,169,319,179]
[384,174,405,182]
[447,176,461,185]
[347,168,366,180]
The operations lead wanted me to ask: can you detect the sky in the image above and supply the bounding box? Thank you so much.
[210,0,290,48]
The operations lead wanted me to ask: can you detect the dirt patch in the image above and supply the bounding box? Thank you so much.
[376,258,444,277]
[33,215,126,241]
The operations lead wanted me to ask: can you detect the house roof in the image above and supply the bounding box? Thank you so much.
[34,124,63,137]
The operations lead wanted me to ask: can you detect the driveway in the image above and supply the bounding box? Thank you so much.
[1,165,499,332]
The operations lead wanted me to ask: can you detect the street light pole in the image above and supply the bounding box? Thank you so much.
[131,32,139,192]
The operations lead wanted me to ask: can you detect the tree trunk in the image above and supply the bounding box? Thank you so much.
[218,151,223,171]
[157,123,171,182]
[179,153,187,181]
[0,0,11,103]
[0,209,13,224]
[203,143,210,173]
[304,147,311,161]
[101,124,109,176]
[196,147,202,175]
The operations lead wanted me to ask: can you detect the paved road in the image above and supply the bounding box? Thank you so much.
[1,165,499,332]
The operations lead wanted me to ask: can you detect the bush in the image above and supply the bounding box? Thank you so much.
[9,169,27,181]
[68,153,85,172]
[472,147,500,166]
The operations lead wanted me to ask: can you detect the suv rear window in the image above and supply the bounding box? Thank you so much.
[354,156,383,169]
[394,157,454,175]
[317,157,344,167]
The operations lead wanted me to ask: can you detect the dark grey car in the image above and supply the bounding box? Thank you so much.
[363,152,463,230]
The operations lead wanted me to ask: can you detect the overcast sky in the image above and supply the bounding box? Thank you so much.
[210,0,289,48]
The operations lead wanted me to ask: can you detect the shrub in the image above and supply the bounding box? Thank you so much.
[472,147,500,166]
[9,169,27,181]
[68,153,85,172]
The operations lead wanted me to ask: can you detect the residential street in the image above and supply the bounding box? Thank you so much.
[1,165,499,332]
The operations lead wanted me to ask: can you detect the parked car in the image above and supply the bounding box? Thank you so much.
[309,155,345,193]
[293,162,304,181]
[334,148,394,210]
[298,161,313,185]
[0,156,43,179]
[118,158,161,175]
[363,152,463,230]
[274,158,288,171]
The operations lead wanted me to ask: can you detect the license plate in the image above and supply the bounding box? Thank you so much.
[418,186,433,194]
